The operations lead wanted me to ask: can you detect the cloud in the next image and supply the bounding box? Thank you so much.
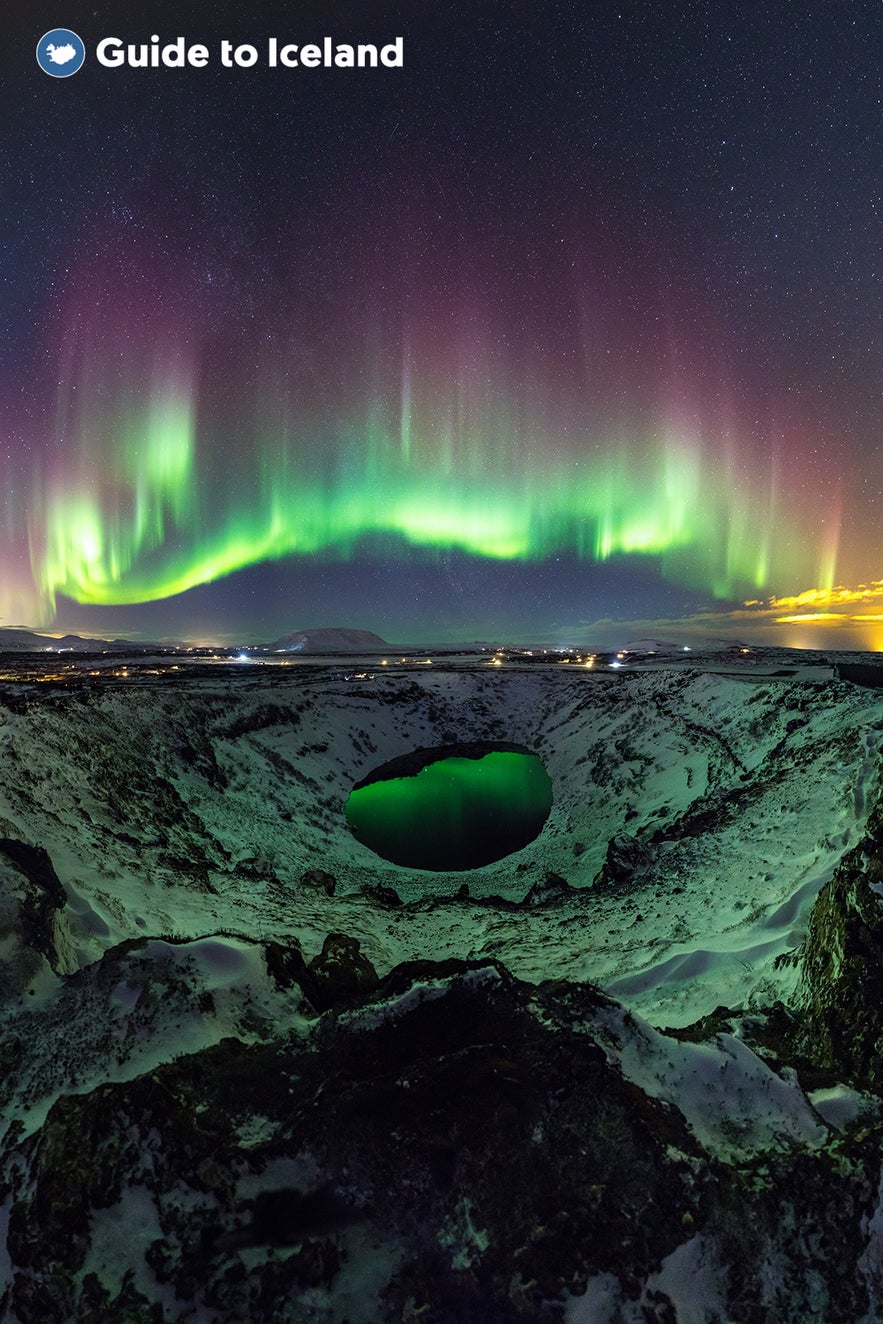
[552,582,883,651]
[766,582,883,611]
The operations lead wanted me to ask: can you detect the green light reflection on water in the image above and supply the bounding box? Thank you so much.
[345,750,553,871]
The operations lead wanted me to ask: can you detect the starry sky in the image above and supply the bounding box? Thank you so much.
[1,1,880,646]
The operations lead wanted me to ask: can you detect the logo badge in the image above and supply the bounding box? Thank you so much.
[36,29,86,77]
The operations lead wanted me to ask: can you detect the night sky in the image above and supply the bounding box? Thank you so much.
[2,1,880,646]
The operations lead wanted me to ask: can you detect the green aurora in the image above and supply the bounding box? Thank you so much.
[22,367,833,623]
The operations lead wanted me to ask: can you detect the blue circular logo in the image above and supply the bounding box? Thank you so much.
[36,29,86,77]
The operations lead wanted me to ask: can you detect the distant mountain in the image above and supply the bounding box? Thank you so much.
[699,638,754,651]
[619,639,688,654]
[268,627,391,653]
[620,638,753,654]
[0,629,168,652]
[0,628,110,652]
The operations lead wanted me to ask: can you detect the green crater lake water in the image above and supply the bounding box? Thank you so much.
[345,750,553,871]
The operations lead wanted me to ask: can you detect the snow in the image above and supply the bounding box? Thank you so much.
[592,1003,828,1161]
[0,657,880,1319]
[227,1158,402,1324]
[0,667,878,1037]
[647,1235,728,1322]
[295,1224,405,1324]
[339,964,501,1032]
[0,670,875,1097]
[81,1184,165,1301]
[858,1170,883,1309]
[565,1273,622,1322]
[808,1084,875,1130]
[3,936,313,1140]
[567,1237,728,1324]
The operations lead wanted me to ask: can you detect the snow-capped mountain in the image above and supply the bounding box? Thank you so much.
[268,627,391,653]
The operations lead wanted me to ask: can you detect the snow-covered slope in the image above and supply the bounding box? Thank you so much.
[0,667,877,1025]
[268,627,390,652]
[2,663,883,1321]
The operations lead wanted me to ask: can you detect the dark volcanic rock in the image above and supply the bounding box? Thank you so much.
[265,932,381,1014]
[300,868,337,897]
[790,796,883,1090]
[352,740,535,788]
[419,872,575,914]
[836,662,883,690]
[306,932,380,1010]
[595,832,654,888]
[262,937,317,1000]
[521,871,576,906]
[362,882,403,908]
[5,956,882,1322]
[214,1184,367,1250]
[1,964,697,1322]
[0,838,71,987]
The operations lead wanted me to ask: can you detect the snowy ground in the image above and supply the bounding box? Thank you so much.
[0,663,878,1029]
[2,657,883,1322]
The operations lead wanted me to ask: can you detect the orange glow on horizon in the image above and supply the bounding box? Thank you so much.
[774,612,847,624]
[759,581,883,612]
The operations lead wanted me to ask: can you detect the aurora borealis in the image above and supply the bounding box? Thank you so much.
[3,1,879,644]
[28,258,830,613]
